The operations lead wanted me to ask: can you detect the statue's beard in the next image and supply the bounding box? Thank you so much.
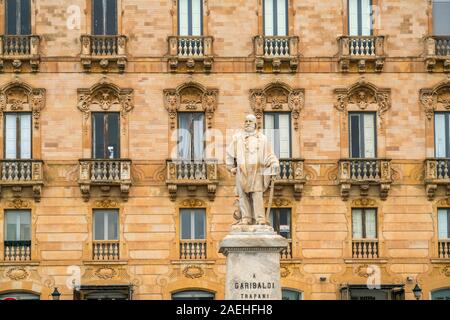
[244,126,256,133]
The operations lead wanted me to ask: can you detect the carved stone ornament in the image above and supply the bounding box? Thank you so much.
[264,198,292,208]
[355,264,377,278]
[77,78,134,119]
[351,198,377,207]
[7,198,31,209]
[334,78,391,128]
[6,267,29,281]
[94,199,119,208]
[164,82,218,129]
[250,82,305,130]
[182,265,204,279]
[0,79,46,129]
[442,265,450,277]
[180,198,206,207]
[95,266,118,280]
[280,265,290,278]
[420,80,450,120]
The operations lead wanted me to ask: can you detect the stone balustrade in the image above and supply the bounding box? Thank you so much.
[424,158,450,200]
[0,160,44,201]
[274,158,306,200]
[352,239,379,259]
[80,35,127,72]
[424,36,450,72]
[337,35,385,72]
[280,239,293,260]
[179,239,207,260]
[253,35,299,72]
[4,240,32,261]
[92,240,120,261]
[0,35,40,71]
[438,240,450,259]
[168,35,214,72]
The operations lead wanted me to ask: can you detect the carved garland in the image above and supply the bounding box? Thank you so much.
[0,79,46,130]
[420,80,450,120]
[250,82,305,130]
[334,79,391,128]
[164,82,219,129]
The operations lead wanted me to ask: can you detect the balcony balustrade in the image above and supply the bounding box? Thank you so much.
[253,35,299,72]
[0,35,40,72]
[168,36,213,72]
[424,158,450,200]
[92,240,120,261]
[179,239,207,260]
[80,35,127,72]
[274,158,306,200]
[424,36,450,72]
[0,160,43,201]
[352,239,379,259]
[337,36,385,72]
[3,240,32,262]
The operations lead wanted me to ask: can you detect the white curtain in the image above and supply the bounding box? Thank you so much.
[264,113,276,155]
[5,210,31,241]
[178,113,192,160]
[365,209,377,238]
[352,209,363,238]
[5,114,17,159]
[435,114,447,157]
[193,113,204,161]
[178,0,189,35]
[20,113,31,159]
[438,209,449,239]
[279,113,290,158]
[94,209,118,240]
[363,113,375,158]
[277,0,287,36]
[264,0,274,35]
[360,0,372,36]
[191,0,202,36]
[348,0,358,36]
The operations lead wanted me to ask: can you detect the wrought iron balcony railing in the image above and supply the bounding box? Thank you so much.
[179,239,207,260]
[0,35,40,71]
[352,239,379,259]
[424,36,450,72]
[78,159,131,201]
[80,35,127,72]
[339,158,392,200]
[4,240,32,261]
[0,160,44,201]
[337,35,385,72]
[166,159,218,201]
[253,35,299,72]
[168,36,213,72]
[92,240,120,261]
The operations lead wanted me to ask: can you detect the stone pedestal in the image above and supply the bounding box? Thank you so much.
[219,225,288,300]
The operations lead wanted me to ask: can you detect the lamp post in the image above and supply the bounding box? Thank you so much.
[412,283,422,300]
[51,287,61,300]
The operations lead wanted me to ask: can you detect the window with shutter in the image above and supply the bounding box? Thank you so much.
[435,113,450,157]
[348,0,372,36]
[92,112,120,159]
[5,0,31,35]
[433,0,450,36]
[264,112,291,159]
[352,208,377,239]
[269,208,291,239]
[4,113,32,159]
[264,0,288,36]
[92,0,117,35]
[93,209,119,241]
[438,208,450,239]
[178,0,203,36]
[5,210,31,241]
[180,208,206,240]
[349,112,376,158]
[177,112,204,160]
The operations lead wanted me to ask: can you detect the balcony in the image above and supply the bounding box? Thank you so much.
[253,35,299,73]
[78,159,131,201]
[424,36,450,72]
[166,159,218,201]
[337,36,385,72]
[339,159,392,200]
[179,239,207,260]
[0,35,40,72]
[424,158,450,200]
[4,240,32,262]
[438,240,450,259]
[0,160,44,201]
[280,239,293,260]
[167,36,213,73]
[92,240,120,261]
[352,239,379,259]
[274,158,306,200]
[80,35,127,72]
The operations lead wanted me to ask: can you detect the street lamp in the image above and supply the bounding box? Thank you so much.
[51,287,61,300]
[412,283,422,300]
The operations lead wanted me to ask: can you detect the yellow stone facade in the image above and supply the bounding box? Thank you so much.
[0,0,449,300]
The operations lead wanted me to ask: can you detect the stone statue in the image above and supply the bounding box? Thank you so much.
[226,114,280,225]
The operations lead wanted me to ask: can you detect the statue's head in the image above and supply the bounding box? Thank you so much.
[244,114,257,133]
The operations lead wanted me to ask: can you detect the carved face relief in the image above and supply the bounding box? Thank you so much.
[92,89,120,110]
[437,88,450,109]
[348,89,375,110]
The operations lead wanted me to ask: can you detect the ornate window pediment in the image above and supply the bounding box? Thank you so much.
[334,79,391,128]
[163,81,218,129]
[420,79,450,120]
[249,81,304,130]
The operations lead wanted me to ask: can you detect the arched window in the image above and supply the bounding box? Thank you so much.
[431,288,450,300]
[282,288,302,300]
[171,290,214,300]
[0,291,39,300]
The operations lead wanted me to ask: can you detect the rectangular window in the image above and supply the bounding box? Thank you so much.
[5,210,31,241]
[435,112,450,157]
[438,208,450,239]
[349,112,376,158]
[92,112,120,159]
[92,0,117,35]
[177,112,204,160]
[269,208,291,239]
[348,0,372,36]
[5,0,31,35]
[93,209,119,241]
[180,208,206,240]
[264,112,291,159]
[4,112,31,159]
[178,0,203,36]
[352,208,377,239]
[433,0,450,36]
[264,0,288,36]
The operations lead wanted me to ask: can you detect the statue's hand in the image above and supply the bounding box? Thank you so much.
[230,167,237,176]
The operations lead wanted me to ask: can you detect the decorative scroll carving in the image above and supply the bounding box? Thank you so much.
[182,265,204,279]
[6,267,29,280]
[163,82,218,129]
[7,198,31,208]
[334,79,391,128]
[351,198,377,207]
[94,199,119,208]
[420,80,450,120]
[250,82,305,130]
[180,198,206,208]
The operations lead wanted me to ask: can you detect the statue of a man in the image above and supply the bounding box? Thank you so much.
[226,114,280,225]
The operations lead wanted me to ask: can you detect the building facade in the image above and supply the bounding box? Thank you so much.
[0,0,449,300]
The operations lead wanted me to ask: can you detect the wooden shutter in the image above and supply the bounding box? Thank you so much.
[435,113,447,157]
[106,113,120,159]
[191,0,202,36]
[363,113,376,158]
[360,0,372,36]
[279,113,291,158]
[349,113,361,158]
[105,0,118,35]
[433,0,450,36]
[107,210,118,240]
[20,113,31,159]
[194,208,205,239]
[92,0,104,35]
[264,113,276,156]
[178,0,189,36]
[352,209,363,238]
[277,0,287,36]
[5,114,17,159]
[264,0,274,36]
[365,209,377,238]
[348,0,359,36]
[5,0,17,35]
[438,209,449,239]
[92,113,105,158]
[180,209,192,239]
